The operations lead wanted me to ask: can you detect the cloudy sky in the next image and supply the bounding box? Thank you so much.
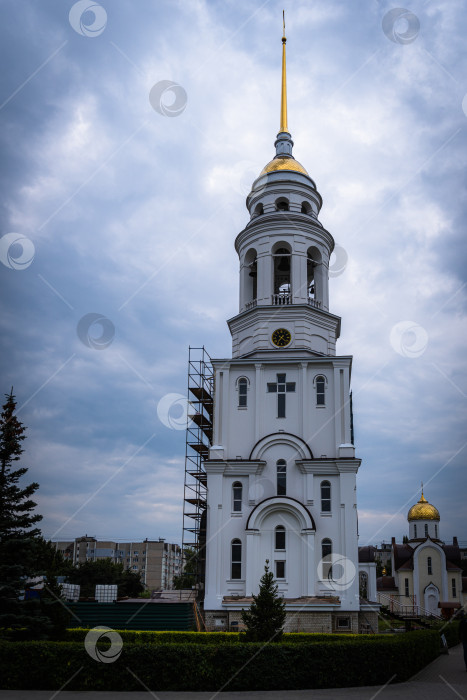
[1,0,466,550]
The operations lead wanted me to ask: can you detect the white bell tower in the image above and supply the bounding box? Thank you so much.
[202,20,371,633]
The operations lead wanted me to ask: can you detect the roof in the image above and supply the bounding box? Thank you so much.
[393,543,414,571]
[376,576,397,591]
[407,492,440,521]
[358,546,377,563]
[260,155,309,177]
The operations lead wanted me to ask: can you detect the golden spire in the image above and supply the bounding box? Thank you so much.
[280,10,288,133]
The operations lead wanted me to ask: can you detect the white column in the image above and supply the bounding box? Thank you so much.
[255,363,262,443]
[303,531,315,596]
[300,362,308,438]
[246,531,260,596]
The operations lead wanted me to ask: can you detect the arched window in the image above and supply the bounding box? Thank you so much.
[452,578,457,597]
[425,524,429,538]
[272,244,291,304]
[427,556,432,575]
[321,538,332,579]
[301,201,311,215]
[231,539,242,579]
[276,460,286,495]
[359,571,368,599]
[404,578,409,596]
[414,524,417,538]
[315,376,326,406]
[307,247,322,304]
[237,378,248,408]
[434,524,438,538]
[232,482,242,512]
[275,525,286,550]
[275,197,289,211]
[244,248,257,304]
[320,481,331,512]
[253,203,264,217]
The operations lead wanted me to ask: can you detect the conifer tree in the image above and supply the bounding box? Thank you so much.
[0,389,48,638]
[241,560,286,642]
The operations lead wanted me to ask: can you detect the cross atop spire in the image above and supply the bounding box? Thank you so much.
[274,12,294,158]
[280,10,288,133]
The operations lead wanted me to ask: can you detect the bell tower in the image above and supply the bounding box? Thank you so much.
[230,19,338,359]
[202,18,373,634]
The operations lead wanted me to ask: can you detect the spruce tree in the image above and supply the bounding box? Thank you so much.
[0,389,48,638]
[241,560,286,642]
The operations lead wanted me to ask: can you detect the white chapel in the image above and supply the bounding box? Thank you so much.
[199,26,378,633]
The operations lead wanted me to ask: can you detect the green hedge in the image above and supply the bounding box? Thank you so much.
[63,628,389,644]
[0,631,440,691]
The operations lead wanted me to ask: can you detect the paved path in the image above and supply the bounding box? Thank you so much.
[1,643,466,700]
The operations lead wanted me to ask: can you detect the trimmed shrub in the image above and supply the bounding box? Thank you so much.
[0,631,440,691]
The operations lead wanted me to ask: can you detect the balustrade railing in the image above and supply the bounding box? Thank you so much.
[272,293,291,305]
[245,299,257,310]
[307,298,322,308]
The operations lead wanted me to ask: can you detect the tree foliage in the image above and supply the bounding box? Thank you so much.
[173,547,197,590]
[66,558,144,598]
[241,560,286,642]
[0,389,63,639]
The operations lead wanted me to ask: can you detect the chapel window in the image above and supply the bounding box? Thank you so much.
[276,460,287,496]
[316,376,326,406]
[321,538,332,579]
[238,378,248,408]
[275,560,286,578]
[275,525,286,550]
[232,482,242,513]
[231,539,242,579]
[320,481,331,512]
[427,556,432,575]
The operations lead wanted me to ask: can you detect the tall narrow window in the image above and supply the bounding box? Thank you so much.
[238,378,248,407]
[321,539,332,579]
[404,578,409,597]
[434,524,438,538]
[275,526,286,550]
[316,376,326,406]
[232,482,242,513]
[452,578,457,597]
[231,539,242,579]
[275,560,286,578]
[414,524,417,538]
[276,460,287,495]
[320,481,331,512]
[427,556,432,575]
[425,524,429,538]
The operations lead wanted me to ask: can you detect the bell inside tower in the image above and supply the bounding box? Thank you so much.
[307,246,322,306]
[273,246,291,304]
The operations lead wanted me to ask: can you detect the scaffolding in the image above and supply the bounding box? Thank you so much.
[182,346,213,591]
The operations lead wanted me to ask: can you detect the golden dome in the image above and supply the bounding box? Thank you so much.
[407,492,440,521]
[260,155,309,177]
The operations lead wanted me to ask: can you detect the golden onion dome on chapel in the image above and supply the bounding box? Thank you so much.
[260,155,309,177]
[407,490,440,521]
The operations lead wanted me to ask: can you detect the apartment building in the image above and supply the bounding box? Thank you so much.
[54,536,182,591]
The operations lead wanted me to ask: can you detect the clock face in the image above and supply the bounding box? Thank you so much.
[271,328,292,347]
